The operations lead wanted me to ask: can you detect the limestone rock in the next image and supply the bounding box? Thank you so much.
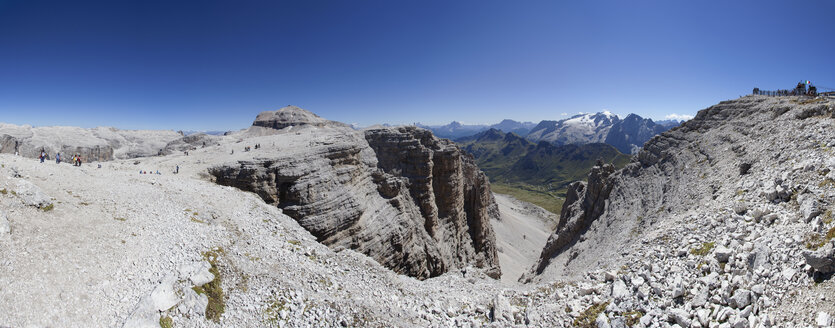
[669,308,691,327]
[526,163,616,276]
[160,133,221,155]
[13,179,52,209]
[715,245,733,263]
[150,274,179,311]
[798,193,822,223]
[611,279,629,299]
[729,289,752,309]
[251,105,348,130]
[0,211,9,236]
[210,112,500,279]
[0,123,180,161]
[817,312,832,327]
[186,261,214,287]
[803,242,835,274]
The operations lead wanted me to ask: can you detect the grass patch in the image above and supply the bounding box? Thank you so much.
[190,217,206,224]
[573,301,610,328]
[690,242,715,256]
[287,240,301,246]
[805,227,835,250]
[197,248,226,322]
[820,178,835,188]
[623,310,644,327]
[79,201,89,206]
[159,316,173,328]
[823,210,833,225]
[0,188,6,195]
[491,183,565,215]
[41,204,54,211]
[114,217,127,221]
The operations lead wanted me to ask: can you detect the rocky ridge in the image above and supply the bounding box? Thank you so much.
[208,106,501,280]
[0,123,181,161]
[525,95,835,326]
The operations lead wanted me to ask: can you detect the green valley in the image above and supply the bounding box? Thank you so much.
[457,128,632,214]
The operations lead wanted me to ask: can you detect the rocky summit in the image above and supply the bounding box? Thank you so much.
[209,108,500,280]
[3,97,835,327]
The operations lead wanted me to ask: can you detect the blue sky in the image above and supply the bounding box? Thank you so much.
[1,0,834,130]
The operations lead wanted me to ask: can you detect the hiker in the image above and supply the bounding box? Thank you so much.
[40,151,45,163]
[56,153,61,164]
[175,165,179,174]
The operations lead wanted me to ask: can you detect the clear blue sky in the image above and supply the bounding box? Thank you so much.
[1,0,834,130]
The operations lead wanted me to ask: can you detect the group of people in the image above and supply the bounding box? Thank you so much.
[39,151,82,166]
[139,170,161,175]
[243,144,260,152]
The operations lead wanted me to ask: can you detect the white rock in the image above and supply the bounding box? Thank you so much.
[669,308,691,327]
[817,312,832,327]
[596,312,611,328]
[0,211,9,236]
[12,179,52,209]
[611,280,629,300]
[729,289,752,309]
[150,274,180,311]
[189,261,215,286]
[715,246,733,263]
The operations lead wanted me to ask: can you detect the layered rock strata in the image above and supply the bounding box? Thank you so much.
[209,107,500,279]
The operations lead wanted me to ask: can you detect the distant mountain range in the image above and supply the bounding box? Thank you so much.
[415,112,681,155]
[525,112,678,154]
[416,120,537,140]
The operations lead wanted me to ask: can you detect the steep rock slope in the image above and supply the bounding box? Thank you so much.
[0,123,181,161]
[525,96,835,326]
[208,106,500,279]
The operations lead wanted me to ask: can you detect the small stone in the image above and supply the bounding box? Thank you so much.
[817,312,833,327]
[669,308,691,327]
[611,280,629,300]
[729,289,752,309]
[596,312,611,328]
[715,245,733,263]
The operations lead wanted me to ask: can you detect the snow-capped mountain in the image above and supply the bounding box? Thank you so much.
[526,112,674,154]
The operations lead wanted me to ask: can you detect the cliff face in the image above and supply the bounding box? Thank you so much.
[0,123,181,161]
[523,163,615,280]
[364,127,500,276]
[209,107,500,279]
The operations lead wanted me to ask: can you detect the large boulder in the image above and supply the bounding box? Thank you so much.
[803,242,835,274]
[13,179,52,209]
